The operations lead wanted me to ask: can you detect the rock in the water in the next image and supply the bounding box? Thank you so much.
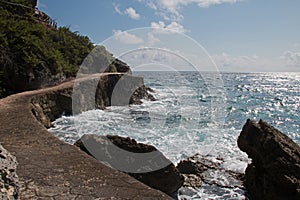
[177,154,221,175]
[176,154,244,190]
[238,119,300,200]
[130,85,156,105]
[74,134,183,196]
[0,144,19,199]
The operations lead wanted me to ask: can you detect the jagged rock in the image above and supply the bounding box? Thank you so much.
[106,59,132,74]
[182,174,202,188]
[177,154,244,190]
[0,144,19,199]
[238,119,300,200]
[74,134,184,196]
[177,154,221,174]
[130,85,156,105]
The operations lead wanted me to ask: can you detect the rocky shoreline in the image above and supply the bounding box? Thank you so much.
[0,73,169,199]
[0,72,299,199]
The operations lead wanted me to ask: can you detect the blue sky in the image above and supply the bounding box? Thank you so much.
[39,0,300,72]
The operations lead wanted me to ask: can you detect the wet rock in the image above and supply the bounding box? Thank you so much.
[75,134,183,196]
[130,85,156,105]
[0,144,19,199]
[177,154,220,174]
[182,174,202,188]
[177,154,244,192]
[238,119,300,200]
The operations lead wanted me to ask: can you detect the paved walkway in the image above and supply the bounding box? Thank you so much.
[0,76,170,199]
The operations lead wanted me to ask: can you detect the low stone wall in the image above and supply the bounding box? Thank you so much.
[0,73,169,199]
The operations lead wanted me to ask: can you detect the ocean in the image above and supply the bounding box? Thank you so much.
[49,72,300,199]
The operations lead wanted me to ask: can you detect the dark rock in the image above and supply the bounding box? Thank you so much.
[106,58,132,74]
[0,144,19,199]
[130,85,156,105]
[177,154,244,190]
[31,74,155,127]
[4,59,67,93]
[31,88,72,128]
[238,119,300,200]
[75,134,184,196]
[182,174,202,188]
[177,154,220,174]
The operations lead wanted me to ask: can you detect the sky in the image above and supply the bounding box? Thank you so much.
[38,0,300,72]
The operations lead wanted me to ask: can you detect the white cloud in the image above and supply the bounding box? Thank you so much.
[113,3,122,15]
[146,1,158,10]
[211,52,300,72]
[196,0,241,8]
[146,32,160,46]
[213,53,259,67]
[281,51,300,66]
[120,47,195,71]
[124,7,141,20]
[151,21,187,34]
[211,53,277,72]
[113,3,141,20]
[113,30,144,44]
[140,0,242,21]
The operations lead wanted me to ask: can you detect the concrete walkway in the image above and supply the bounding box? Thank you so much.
[0,77,171,199]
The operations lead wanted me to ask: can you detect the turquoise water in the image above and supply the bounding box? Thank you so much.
[49,72,300,199]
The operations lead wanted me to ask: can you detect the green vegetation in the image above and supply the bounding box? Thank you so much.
[0,0,131,99]
[0,0,96,98]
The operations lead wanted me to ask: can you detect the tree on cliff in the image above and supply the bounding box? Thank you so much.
[0,0,132,99]
[0,0,97,98]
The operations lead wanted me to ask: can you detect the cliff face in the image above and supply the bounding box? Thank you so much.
[238,119,300,200]
[31,73,154,128]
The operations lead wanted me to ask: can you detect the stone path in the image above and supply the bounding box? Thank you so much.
[0,75,171,199]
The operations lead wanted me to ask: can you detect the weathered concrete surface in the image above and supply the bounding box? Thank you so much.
[0,74,170,199]
[0,144,19,199]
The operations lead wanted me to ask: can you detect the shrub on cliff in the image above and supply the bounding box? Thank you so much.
[0,0,132,99]
[0,0,95,97]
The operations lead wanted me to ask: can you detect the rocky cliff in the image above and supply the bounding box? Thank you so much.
[238,119,300,200]
[31,73,154,128]
[0,1,133,98]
